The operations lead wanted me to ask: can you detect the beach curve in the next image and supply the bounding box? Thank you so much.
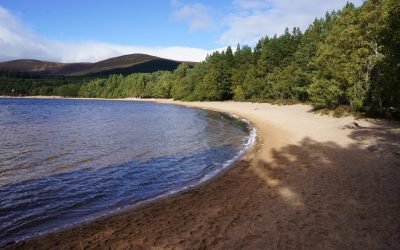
[5,98,400,249]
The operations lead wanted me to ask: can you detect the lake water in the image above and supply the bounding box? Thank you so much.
[0,98,253,246]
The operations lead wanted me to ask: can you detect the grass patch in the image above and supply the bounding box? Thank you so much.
[310,105,353,118]
[390,128,400,134]
[332,106,351,117]
[247,98,303,105]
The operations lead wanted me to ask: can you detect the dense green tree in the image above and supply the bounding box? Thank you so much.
[309,0,399,114]
[188,63,207,100]
[201,59,232,101]
[171,64,193,100]
[370,0,400,114]
[54,84,80,97]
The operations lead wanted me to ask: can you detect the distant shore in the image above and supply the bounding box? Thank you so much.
[0,95,120,101]
[4,97,400,249]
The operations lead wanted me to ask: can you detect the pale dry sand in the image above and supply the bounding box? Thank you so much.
[5,99,400,249]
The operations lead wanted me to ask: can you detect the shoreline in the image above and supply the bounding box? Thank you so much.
[3,97,400,249]
[1,96,259,247]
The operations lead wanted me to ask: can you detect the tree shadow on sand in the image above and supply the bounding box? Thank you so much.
[248,135,399,249]
[348,119,400,156]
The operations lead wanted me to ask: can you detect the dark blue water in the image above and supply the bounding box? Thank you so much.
[0,98,252,246]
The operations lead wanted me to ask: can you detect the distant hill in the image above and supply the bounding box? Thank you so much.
[0,54,195,76]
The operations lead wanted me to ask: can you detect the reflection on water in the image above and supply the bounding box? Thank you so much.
[0,98,250,245]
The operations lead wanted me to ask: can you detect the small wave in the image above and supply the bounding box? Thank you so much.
[0,100,255,247]
[32,113,257,245]
[42,153,70,162]
[200,122,256,183]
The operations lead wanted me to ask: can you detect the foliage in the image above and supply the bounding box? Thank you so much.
[1,0,398,118]
[0,71,86,97]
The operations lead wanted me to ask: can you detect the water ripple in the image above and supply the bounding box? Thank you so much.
[0,98,250,246]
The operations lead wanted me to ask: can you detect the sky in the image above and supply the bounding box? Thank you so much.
[0,0,364,62]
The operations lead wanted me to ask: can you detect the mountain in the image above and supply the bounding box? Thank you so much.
[0,54,195,76]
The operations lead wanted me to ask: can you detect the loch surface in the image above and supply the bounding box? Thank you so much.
[0,98,251,246]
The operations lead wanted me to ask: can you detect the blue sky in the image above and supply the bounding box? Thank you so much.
[0,0,227,48]
[0,0,364,62]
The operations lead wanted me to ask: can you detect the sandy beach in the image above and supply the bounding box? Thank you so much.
[4,99,400,249]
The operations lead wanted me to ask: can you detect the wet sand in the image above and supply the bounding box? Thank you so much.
[5,99,400,249]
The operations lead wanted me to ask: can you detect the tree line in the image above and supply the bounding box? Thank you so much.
[2,0,399,117]
[0,71,88,97]
[80,0,400,117]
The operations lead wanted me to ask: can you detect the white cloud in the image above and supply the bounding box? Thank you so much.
[233,0,270,10]
[0,6,219,63]
[171,3,215,32]
[0,1,368,62]
[219,0,366,46]
[170,0,181,6]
